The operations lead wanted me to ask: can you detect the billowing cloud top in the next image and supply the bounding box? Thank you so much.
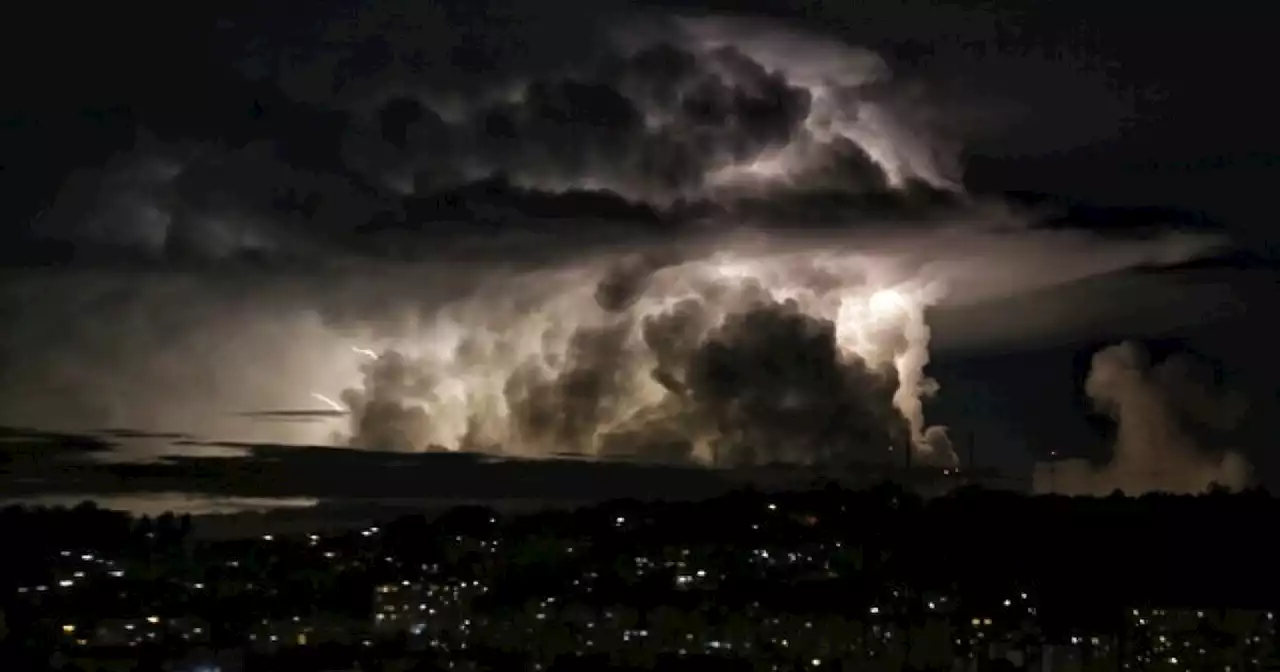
[29,16,970,263]
[336,15,958,201]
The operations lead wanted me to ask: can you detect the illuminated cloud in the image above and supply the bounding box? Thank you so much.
[334,249,947,464]
[1033,341,1251,495]
[0,13,1230,483]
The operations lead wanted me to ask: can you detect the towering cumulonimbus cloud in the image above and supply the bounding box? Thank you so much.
[1,13,1231,475]
[336,249,953,466]
[295,17,968,466]
[1034,341,1251,495]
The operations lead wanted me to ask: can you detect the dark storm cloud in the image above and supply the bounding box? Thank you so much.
[95,428,194,441]
[338,350,437,453]
[32,136,389,265]
[14,0,1239,246]
[25,131,681,268]
[0,426,117,458]
[21,8,942,270]
[238,410,350,421]
[0,0,1253,501]
[595,251,682,312]
[0,433,930,523]
[684,302,908,465]
[0,439,737,507]
[342,40,821,201]
[503,320,638,455]
[925,266,1250,354]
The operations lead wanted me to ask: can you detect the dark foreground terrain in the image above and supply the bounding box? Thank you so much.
[2,484,1277,671]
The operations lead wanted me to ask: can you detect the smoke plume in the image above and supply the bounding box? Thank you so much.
[1034,341,1250,495]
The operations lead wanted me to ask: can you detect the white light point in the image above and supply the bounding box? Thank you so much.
[869,289,907,317]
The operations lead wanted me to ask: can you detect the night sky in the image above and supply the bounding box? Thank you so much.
[1,0,1276,516]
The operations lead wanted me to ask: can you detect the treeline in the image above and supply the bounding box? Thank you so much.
[0,503,191,580]
[0,502,192,549]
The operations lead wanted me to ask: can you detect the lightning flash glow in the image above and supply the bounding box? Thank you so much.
[322,246,956,467]
[310,393,345,412]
